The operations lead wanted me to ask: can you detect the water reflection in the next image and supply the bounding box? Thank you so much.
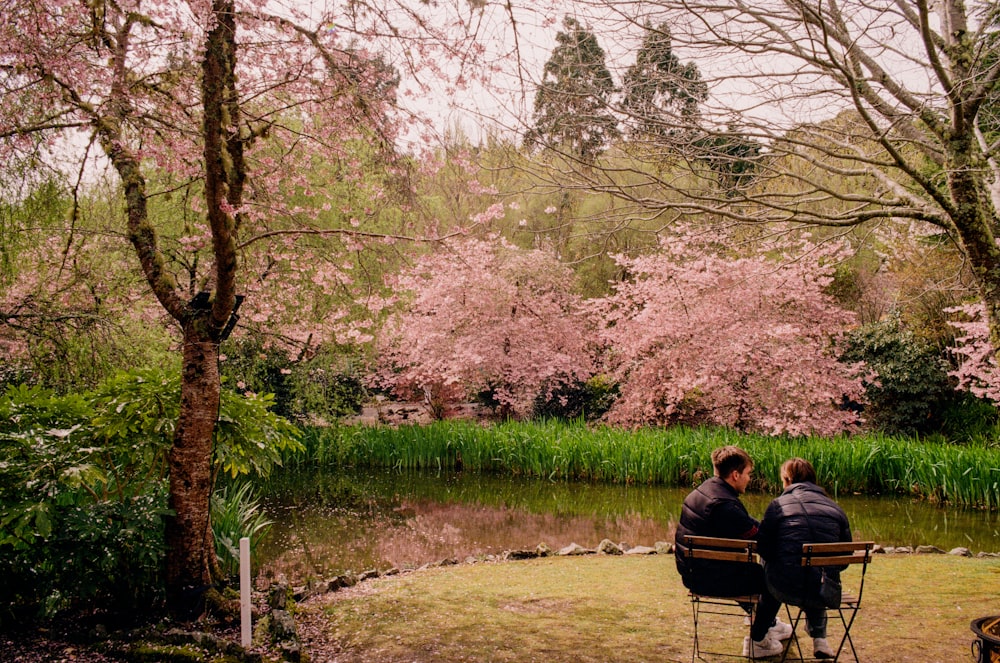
[255,468,1000,584]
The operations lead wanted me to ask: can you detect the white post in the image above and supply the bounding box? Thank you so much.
[240,536,251,647]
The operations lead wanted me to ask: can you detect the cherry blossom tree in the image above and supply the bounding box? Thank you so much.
[0,0,480,614]
[948,303,1000,403]
[597,227,865,436]
[375,235,596,417]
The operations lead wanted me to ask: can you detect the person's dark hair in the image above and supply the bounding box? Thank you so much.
[711,445,753,479]
[781,457,817,485]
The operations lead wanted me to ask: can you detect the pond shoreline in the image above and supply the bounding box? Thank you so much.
[279,537,997,600]
[256,467,1000,584]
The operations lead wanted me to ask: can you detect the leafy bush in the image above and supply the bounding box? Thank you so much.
[285,356,367,422]
[0,492,169,625]
[840,316,959,436]
[0,369,301,624]
[221,338,367,422]
[532,375,619,421]
[937,392,1000,443]
[0,383,169,623]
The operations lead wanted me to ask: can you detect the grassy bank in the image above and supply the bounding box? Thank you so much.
[298,553,998,663]
[293,420,1000,508]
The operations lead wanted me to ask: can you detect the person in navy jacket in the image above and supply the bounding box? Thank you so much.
[754,457,852,659]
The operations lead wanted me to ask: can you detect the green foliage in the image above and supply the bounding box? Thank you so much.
[219,339,297,417]
[525,15,620,159]
[0,368,301,622]
[621,22,706,141]
[0,178,67,284]
[215,389,304,479]
[840,316,959,436]
[210,482,273,580]
[289,425,359,467]
[0,382,169,622]
[0,490,169,625]
[285,350,368,423]
[220,338,367,423]
[532,375,619,421]
[0,178,178,395]
[937,392,1000,443]
[693,131,763,194]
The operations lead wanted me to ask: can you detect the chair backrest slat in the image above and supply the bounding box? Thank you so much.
[692,549,757,563]
[681,535,757,564]
[802,541,874,555]
[684,535,757,551]
[801,552,870,567]
[800,541,874,568]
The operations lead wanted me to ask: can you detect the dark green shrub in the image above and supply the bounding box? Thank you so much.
[0,369,301,624]
[840,316,959,436]
[220,338,297,417]
[0,490,168,625]
[221,338,367,422]
[0,382,169,623]
[533,375,619,421]
[937,392,1000,443]
[286,362,367,421]
[56,491,168,613]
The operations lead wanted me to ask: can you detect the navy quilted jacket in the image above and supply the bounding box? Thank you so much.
[757,482,852,599]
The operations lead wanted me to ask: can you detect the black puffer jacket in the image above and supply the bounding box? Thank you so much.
[675,476,760,578]
[757,482,851,599]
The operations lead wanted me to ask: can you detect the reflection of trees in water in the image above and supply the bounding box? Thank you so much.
[256,498,671,586]
[374,500,672,565]
[255,469,1000,587]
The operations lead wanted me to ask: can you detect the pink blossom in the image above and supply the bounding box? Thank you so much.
[374,236,596,417]
[948,303,1000,402]
[596,227,864,436]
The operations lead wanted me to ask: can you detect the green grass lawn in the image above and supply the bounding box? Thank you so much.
[296,553,1000,662]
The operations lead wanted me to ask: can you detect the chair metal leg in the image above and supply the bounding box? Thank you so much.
[779,605,807,663]
[779,603,862,663]
[692,597,700,663]
[689,594,758,661]
[831,602,861,662]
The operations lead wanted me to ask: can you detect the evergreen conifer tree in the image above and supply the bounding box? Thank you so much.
[621,22,706,141]
[525,16,620,160]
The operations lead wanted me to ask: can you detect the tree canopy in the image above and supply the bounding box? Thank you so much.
[509,0,1000,364]
[0,0,470,615]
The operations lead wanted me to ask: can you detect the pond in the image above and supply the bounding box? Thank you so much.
[255,468,1000,584]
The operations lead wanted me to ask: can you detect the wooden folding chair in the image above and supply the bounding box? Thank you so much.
[677,535,761,662]
[780,541,875,662]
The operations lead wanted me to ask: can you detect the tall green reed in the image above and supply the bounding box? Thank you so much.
[211,482,274,579]
[291,420,1000,509]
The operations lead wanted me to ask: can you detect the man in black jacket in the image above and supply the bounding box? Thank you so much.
[674,446,790,658]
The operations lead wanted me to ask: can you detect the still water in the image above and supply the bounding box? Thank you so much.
[255,468,1000,583]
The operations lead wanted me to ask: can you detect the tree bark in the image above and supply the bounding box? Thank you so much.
[160,0,242,616]
[164,322,222,615]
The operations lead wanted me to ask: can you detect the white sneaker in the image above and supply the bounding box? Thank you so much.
[742,634,784,658]
[813,637,836,659]
[768,618,793,641]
